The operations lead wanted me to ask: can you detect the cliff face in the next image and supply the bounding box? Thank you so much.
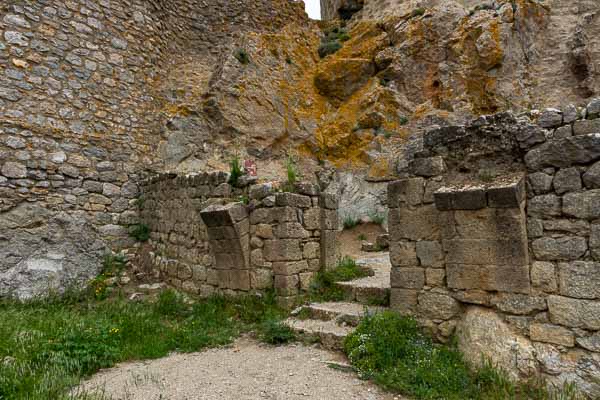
[160,0,599,179]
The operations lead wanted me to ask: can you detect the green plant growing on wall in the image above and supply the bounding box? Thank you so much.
[283,155,298,192]
[411,7,426,17]
[228,155,245,187]
[129,224,150,242]
[234,48,250,65]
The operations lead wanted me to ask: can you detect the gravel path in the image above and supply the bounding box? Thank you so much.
[79,337,399,400]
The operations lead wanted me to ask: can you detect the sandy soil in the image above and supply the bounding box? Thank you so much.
[79,337,399,400]
[339,223,387,259]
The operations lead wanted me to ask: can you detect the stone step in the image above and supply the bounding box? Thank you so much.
[335,280,390,306]
[284,317,353,351]
[295,301,387,327]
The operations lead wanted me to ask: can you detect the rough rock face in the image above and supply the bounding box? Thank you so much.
[163,0,598,177]
[0,203,107,300]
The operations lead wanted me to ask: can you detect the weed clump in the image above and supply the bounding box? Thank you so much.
[129,223,150,242]
[308,256,369,302]
[233,48,250,65]
[228,155,245,187]
[318,26,350,58]
[345,312,585,400]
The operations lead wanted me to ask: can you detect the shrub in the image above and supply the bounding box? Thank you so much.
[399,116,409,125]
[358,234,367,241]
[233,48,250,65]
[318,41,342,58]
[228,155,244,186]
[129,224,150,242]
[258,319,295,345]
[411,7,426,17]
[343,215,360,229]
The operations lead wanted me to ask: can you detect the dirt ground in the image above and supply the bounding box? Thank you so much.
[79,337,399,400]
[339,223,387,259]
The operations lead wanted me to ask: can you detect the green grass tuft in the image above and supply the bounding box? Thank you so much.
[345,312,585,400]
[234,48,250,65]
[228,155,244,186]
[343,215,360,230]
[0,290,287,399]
[308,257,369,302]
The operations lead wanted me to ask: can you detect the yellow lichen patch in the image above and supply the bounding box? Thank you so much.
[367,156,393,181]
[446,15,505,114]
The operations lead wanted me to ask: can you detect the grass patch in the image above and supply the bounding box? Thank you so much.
[308,257,370,302]
[345,312,585,400]
[343,215,360,230]
[0,289,286,399]
[282,155,298,193]
[358,234,367,241]
[369,212,386,226]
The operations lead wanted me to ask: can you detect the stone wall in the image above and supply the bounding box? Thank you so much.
[388,99,600,397]
[0,0,307,298]
[140,173,340,307]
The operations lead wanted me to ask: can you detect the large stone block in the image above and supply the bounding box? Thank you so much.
[453,208,526,240]
[434,186,486,211]
[250,207,298,224]
[387,178,425,208]
[389,205,443,241]
[487,177,526,208]
[320,230,340,270]
[416,241,443,267]
[558,261,600,299]
[409,157,446,177]
[273,222,310,239]
[303,208,320,230]
[251,269,273,289]
[563,190,600,220]
[418,291,461,320]
[548,295,600,330]
[263,239,302,262]
[303,241,320,259]
[528,172,554,195]
[390,288,418,315]
[553,168,582,194]
[532,237,587,261]
[591,224,600,261]
[320,209,339,230]
[443,239,528,266]
[273,260,308,275]
[275,192,312,208]
[447,263,530,294]
[530,323,575,347]
[390,241,418,267]
[425,268,446,286]
[490,293,547,315]
[390,267,425,289]
[531,261,557,293]
[528,194,562,218]
[229,270,251,291]
[524,134,600,170]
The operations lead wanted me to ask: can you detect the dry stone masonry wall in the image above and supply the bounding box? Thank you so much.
[140,173,340,308]
[388,99,600,397]
[0,0,308,298]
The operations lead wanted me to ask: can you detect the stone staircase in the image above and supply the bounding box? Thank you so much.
[285,253,391,350]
